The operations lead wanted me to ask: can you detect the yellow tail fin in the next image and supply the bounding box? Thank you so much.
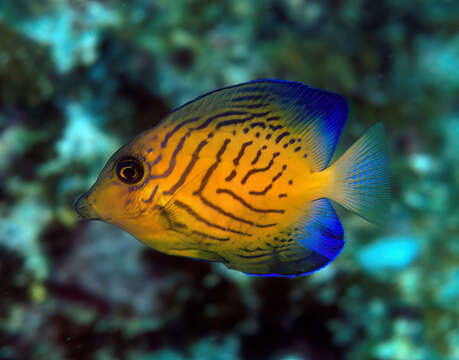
[328,123,390,225]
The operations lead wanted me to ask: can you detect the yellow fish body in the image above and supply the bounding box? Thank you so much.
[75,80,390,277]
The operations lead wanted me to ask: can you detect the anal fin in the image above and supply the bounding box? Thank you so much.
[243,198,344,277]
[297,198,344,267]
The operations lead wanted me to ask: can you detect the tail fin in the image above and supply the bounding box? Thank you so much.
[329,123,390,225]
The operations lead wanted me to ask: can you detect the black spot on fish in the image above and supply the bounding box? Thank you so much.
[225,170,237,182]
[243,128,249,134]
[267,116,280,122]
[269,125,283,131]
[233,141,253,166]
[275,132,290,144]
[250,122,267,129]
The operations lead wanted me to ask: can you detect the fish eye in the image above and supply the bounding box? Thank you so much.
[115,157,144,184]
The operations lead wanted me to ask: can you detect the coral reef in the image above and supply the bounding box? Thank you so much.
[0,0,457,359]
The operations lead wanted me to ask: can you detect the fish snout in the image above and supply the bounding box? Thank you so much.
[74,192,99,220]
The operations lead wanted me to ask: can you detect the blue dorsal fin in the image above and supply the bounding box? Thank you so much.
[161,80,348,171]
[242,198,344,277]
[243,80,349,171]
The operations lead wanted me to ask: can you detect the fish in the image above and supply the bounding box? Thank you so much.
[74,80,390,277]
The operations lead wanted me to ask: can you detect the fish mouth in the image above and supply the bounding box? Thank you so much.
[74,192,100,220]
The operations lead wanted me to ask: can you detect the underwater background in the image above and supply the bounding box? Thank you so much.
[0,1,458,359]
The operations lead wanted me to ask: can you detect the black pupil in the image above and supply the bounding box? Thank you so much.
[116,158,143,184]
[121,167,135,179]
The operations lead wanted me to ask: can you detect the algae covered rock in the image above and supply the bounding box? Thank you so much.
[0,21,54,106]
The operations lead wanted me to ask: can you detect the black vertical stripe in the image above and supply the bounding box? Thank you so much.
[233,141,253,166]
[266,116,280,122]
[249,184,272,195]
[216,188,285,213]
[269,125,283,131]
[198,195,277,228]
[192,138,277,228]
[142,184,159,203]
[152,154,162,166]
[149,132,188,179]
[250,122,267,129]
[161,116,201,148]
[241,152,280,185]
[225,170,237,182]
[173,200,251,236]
[249,169,284,195]
[215,110,271,129]
[251,146,267,165]
[195,139,231,194]
[197,111,248,130]
[275,132,290,144]
[191,230,229,241]
[149,110,242,181]
[163,140,208,195]
[272,171,283,182]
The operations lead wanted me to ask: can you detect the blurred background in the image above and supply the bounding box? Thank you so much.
[0,1,458,359]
